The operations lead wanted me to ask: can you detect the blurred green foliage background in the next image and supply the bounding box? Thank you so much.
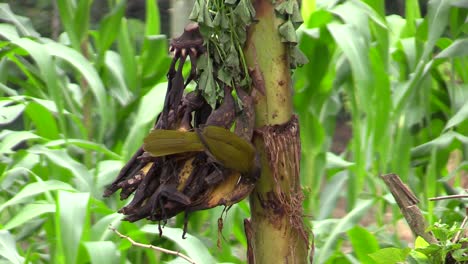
[0,0,467,263]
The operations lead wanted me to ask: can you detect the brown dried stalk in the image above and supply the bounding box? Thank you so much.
[381,173,437,243]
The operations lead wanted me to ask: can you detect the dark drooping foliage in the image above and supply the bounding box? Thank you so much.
[103,23,260,237]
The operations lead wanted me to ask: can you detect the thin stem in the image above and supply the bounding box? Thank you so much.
[429,194,468,201]
[108,226,197,264]
[452,215,467,243]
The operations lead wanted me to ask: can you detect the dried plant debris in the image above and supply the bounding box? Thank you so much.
[274,0,308,69]
[104,22,259,237]
[190,0,256,107]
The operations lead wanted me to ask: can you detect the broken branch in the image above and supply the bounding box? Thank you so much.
[381,173,437,244]
[108,226,197,264]
[429,194,468,201]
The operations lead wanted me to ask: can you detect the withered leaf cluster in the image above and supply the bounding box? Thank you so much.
[104,23,259,236]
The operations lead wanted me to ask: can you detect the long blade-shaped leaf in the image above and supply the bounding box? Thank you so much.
[145,0,161,35]
[122,82,166,159]
[55,191,90,264]
[314,199,375,264]
[84,241,119,264]
[0,180,73,212]
[3,203,55,230]
[0,230,24,264]
[142,225,216,264]
[0,4,39,37]
[444,96,468,131]
[44,42,109,141]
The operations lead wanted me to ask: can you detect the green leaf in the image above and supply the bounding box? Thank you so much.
[394,0,455,116]
[202,6,214,27]
[0,3,39,37]
[122,82,166,160]
[0,157,40,190]
[452,248,468,261]
[0,24,20,40]
[44,42,109,140]
[0,83,18,96]
[11,96,68,115]
[411,131,468,157]
[145,0,160,35]
[90,213,123,241]
[198,54,217,108]
[55,191,90,264]
[96,1,125,59]
[3,202,55,230]
[225,0,237,4]
[424,0,453,58]
[44,139,120,160]
[415,244,444,257]
[189,0,200,19]
[0,103,25,125]
[314,199,375,263]
[291,2,303,26]
[234,0,252,25]
[444,95,468,130]
[84,241,119,264]
[56,0,79,49]
[95,160,124,191]
[142,225,216,264]
[275,1,295,15]
[11,38,67,134]
[318,171,348,220]
[117,18,138,91]
[333,0,387,35]
[348,226,380,263]
[289,45,309,68]
[140,35,169,83]
[436,38,468,58]
[452,0,468,7]
[0,180,73,212]
[278,20,298,43]
[73,0,92,44]
[104,51,132,105]
[0,130,41,154]
[328,23,372,112]
[326,152,355,169]
[301,0,316,25]
[24,101,60,139]
[28,146,93,192]
[368,248,411,264]
[304,9,333,28]
[218,67,233,84]
[225,45,240,69]
[401,0,421,36]
[332,1,370,40]
[0,230,24,264]
[415,236,430,248]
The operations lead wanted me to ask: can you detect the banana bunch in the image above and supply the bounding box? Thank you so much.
[103,23,259,234]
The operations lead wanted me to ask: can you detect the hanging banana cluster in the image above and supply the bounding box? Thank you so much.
[104,23,259,236]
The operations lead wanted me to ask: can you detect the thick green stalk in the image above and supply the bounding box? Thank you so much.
[244,0,311,263]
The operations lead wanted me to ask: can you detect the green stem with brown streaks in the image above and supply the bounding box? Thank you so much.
[244,0,311,263]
